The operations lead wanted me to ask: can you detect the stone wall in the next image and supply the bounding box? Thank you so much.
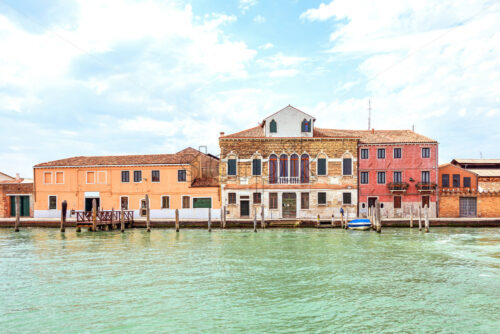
[479,178,500,191]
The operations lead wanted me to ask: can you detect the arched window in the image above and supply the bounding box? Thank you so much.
[270,119,277,133]
[301,154,309,183]
[280,154,288,180]
[301,119,311,132]
[269,154,278,184]
[290,154,299,180]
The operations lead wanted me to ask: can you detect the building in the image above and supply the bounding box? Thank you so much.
[0,172,34,218]
[33,147,220,219]
[357,130,439,218]
[219,105,359,220]
[439,159,500,217]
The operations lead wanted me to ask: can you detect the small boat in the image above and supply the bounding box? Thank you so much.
[348,218,371,230]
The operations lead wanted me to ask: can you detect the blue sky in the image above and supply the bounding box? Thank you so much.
[0,0,499,177]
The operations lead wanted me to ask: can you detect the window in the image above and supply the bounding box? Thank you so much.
[161,196,169,209]
[269,193,278,209]
[377,148,385,159]
[464,177,471,188]
[342,158,352,175]
[86,172,95,184]
[442,174,449,187]
[280,154,288,177]
[301,154,309,183]
[290,154,299,178]
[121,197,128,210]
[301,193,309,209]
[228,193,236,204]
[394,196,402,209]
[360,171,369,184]
[178,170,186,182]
[182,196,190,209]
[360,149,369,159]
[393,148,402,159]
[422,147,430,158]
[317,158,327,176]
[252,159,261,176]
[343,193,352,205]
[393,171,402,183]
[227,159,237,176]
[97,171,106,184]
[421,171,430,184]
[270,119,277,133]
[301,119,311,132]
[44,172,52,184]
[121,171,130,183]
[152,170,160,182]
[49,196,57,210]
[269,154,278,184]
[55,172,64,184]
[318,192,326,205]
[453,174,460,187]
[133,171,142,183]
[377,172,386,184]
[253,192,261,204]
[193,198,211,208]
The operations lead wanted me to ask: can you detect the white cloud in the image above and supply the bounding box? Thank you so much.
[258,42,274,50]
[253,15,266,23]
[239,0,258,13]
[269,69,299,78]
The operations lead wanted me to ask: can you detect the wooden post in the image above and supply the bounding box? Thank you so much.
[261,204,265,229]
[92,198,97,232]
[175,208,179,232]
[146,194,151,233]
[220,207,223,229]
[111,208,115,230]
[223,205,227,229]
[253,207,257,232]
[410,205,413,228]
[208,208,212,232]
[60,200,67,232]
[14,196,20,232]
[317,214,320,227]
[425,204,430,233]
[418,205,422,231]
[331,213,334,227]
[120,206,125,233]
[376,200,381,233]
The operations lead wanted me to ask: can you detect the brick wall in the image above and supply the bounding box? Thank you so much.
[0,183,34,218]
[439,191,500,218]
[479,177,500,191]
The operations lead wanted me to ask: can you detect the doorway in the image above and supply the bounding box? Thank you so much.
[10,196,30,217]
[240,200,250,217]
[421,195,430,209]
[85,198,100,212]
[368,197,377,209]
[282,193,296,218]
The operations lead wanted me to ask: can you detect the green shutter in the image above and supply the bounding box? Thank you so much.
[270,120,277,133]
[10,197,15,217]
[193,198,212,208]
[318,159,326,175]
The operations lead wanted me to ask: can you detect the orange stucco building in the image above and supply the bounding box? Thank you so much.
[33,148,220,219]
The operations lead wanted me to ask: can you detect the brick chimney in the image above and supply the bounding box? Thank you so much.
[220,132,225,137]
[15,173,20,180]
[371,128,375,134]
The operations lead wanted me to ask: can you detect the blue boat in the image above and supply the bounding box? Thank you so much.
[348,218,371,230]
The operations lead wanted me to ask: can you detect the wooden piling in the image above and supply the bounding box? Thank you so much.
[253,207,257,232]
[111,208,115,230]
[175,208,179,232]
[331,213,334,227]
[92,198,97,232]
[410,206,413,228]
[60,200,67,232]
[376,200,381,233]
[261,204,265,229]
[316,214,320,227]
[418,205,422,231]
[14,196,20,232]
[208,208,212,232]
[223,205,227,229]
[424,204,430,233]
[145,194,151,233]
[120,206,125,233]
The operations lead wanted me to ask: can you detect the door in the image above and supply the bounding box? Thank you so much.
[240,200,250,217]
[421,195,430,209]
[10,196,30,217]
[368,197,377,209]
[459,197,477,217]
[282,193,296,218]
[85,198,100,212]
[140,199,147,217]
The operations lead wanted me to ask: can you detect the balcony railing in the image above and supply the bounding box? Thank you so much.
[270,176,305,184]
[416,182,437,192]
[387,182,409,192]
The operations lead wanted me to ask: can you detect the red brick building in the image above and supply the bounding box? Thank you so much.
[357,130,438,218]
[0,172,34,218]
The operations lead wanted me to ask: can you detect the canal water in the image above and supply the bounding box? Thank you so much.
[0,228,499,333]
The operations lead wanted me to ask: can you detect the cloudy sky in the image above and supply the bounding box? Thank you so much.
[1,0,499,177]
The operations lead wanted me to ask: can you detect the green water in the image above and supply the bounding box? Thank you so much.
[0,228,499,333]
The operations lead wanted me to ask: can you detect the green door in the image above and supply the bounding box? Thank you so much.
[10,196,30,217]
[193,198,212,208]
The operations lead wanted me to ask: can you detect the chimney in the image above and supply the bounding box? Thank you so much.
[220,132,225,137]
[371,128,375,134]
[15,173,20,180]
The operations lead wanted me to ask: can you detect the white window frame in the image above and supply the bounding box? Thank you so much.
[54,171,64,184]
[97,171,107,184]
[360,148,369,159]
[393,147,402,159]
[161,195,170,209]
[377,171,386,184]
[422,147,431,158]
[43,172,52,184]
[182,195,191,209]
[342,192,352,205]
[86,171,95,184]
[377,148,386,159]
[317,192,327,206]
[393,171,403,183]
[177,169,187,182]
[120,196,129,210]
[251,158,262,176]
[121,170,130,183]
[48,195,57,210]
[360,171,369,184]
[151,170,161,183]
[133,170,143,183]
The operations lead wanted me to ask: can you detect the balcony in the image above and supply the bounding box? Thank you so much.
[387,182,409,193]
[270,176,304,184]
[416,182,437,192]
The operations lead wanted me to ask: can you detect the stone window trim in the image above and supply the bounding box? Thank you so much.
[161,195,170,209]
[228,192,237,205]
[300,192,309,210]
[393,147,402,159]
[227,156,238,176]
[178,169,187,182]
[253,192,262,204]
[360,148,369,159]
[121,170,130,183]
[422,147,431,158]
[86,171,95,184]
[48,195,57,210]
[269,192,278,209]
[342,192,352,205]
[377,148,386,159]
[377,171,386,184]
[182,195,190,209]
[393,171,403,183]
[360,171,369,184]
[151,170,160,183]
[55,171,64,185]
[43,171,52,184]
[133,170,142,183]
[316,153,328,176]
[342,152,353,176]
[318,192,327,206]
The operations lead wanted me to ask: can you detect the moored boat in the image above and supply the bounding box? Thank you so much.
[348,218,371,230]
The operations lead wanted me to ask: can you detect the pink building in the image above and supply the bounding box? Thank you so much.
[357,129,439,218]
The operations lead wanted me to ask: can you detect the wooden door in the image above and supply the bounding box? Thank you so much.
[282,193,296,218]
[240,200,249,217]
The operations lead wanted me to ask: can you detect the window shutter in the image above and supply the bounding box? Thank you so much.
[318,159,326,175]
[252,159,261,175]
[228,159,236,175]
[343,158,352,175]
[343,193,351,204]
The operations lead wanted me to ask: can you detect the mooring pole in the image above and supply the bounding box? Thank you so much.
[410,205,413,228]
[253,207,257,232]
[14,196,20,232]
[175,208,179,232]
[331,213,334,227]
[111,208,115,230]
[418,205,422,231]
[220,207,223,229]
[92,198,97,232]
[208,208,212,232]
[425,204,430,233]
[146,194,151,233]
[376,200,381,233]
[261,204,265,229]
[223,205,227,229]
[60,200,67,232]
[120,206,125,233]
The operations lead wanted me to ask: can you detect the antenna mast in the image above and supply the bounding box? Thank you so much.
[368,99,371,130]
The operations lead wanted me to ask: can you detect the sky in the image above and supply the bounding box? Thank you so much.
[0,0,499,177]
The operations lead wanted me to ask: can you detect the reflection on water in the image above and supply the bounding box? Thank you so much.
[0,228,499,333]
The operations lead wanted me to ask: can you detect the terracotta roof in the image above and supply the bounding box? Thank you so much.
[34,147,216,167]
[452,159,500,164]
[221,125,265,138]
[0,171,14,181]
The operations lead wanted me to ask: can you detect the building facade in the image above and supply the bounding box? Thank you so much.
[0,172,34,218]
[34,147,220,219]
[219,106,359,220]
